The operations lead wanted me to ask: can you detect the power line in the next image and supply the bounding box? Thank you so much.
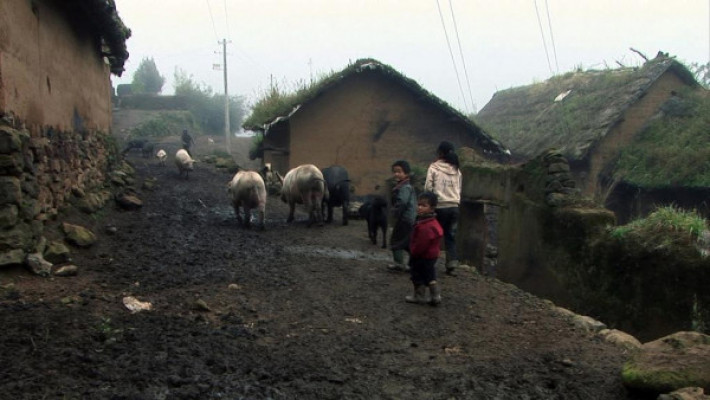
[545,0,559,74]
[436,0,469,113]
[534,0,554,75]
[205,0,219,42]
[448,0,475,113]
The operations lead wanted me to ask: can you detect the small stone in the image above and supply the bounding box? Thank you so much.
[193,299,211,312]
[0,249,25,267]
[25,252,52,277]
[44,240,70,264]
[228,283,242,290]
[54,264,79,277]
[61,222,97,247]
[115,193,143,210]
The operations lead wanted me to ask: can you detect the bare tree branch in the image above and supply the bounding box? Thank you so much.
[629,47,649,61]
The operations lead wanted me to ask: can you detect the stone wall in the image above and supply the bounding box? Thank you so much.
[0,115,116,266]
[459,149,709,340]
[458,149,615,307]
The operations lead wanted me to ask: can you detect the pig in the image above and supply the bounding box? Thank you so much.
[156,149,167,166]
[358,194,388,248]
[174,149,195,179]
[279,164,327,227]
[227,170,267,230]
[321,165,350,225]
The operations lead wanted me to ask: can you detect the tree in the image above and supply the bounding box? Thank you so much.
[132,57,165,94]
[689,62,710,89]
[173,68,246,135]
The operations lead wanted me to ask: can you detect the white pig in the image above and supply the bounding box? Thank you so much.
[156,149,167,166]
[175,149,195,179]
[279,164,327,227]
[228,170,267,230]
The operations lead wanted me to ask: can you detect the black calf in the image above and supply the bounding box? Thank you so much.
[358,195,388,249]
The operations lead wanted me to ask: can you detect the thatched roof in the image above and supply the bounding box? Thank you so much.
[476,54,698,162]
[60,0,131,75]
[613,89,710,188]
[243,58,508,156]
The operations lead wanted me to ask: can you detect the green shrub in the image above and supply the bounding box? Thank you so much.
[128,111,196,138]
[610,205,707,247]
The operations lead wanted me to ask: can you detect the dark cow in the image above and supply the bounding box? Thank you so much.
[121,139,152,157]
[358,194,388,248]
[322,165,350,226]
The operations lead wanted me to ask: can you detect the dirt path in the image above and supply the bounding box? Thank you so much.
[0,141,640,399]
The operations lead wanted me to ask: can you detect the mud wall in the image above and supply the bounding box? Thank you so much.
[0,0,116,265]
[272,72,487,195]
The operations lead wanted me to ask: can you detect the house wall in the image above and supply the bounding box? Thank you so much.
[281,72,484,195]
[0,0,116,264]
[583,72,689,200]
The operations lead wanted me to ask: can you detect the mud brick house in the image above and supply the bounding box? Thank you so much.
[243,58,509,195]
[0,0,129,266]
[476,54,704,223]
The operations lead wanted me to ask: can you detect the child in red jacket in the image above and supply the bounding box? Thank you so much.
[406,191,444,305]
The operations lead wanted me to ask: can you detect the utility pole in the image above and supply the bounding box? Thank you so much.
[219,39,232,154]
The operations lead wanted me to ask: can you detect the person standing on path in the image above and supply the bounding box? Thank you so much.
[387,160,417,272]
[405,191,444,305]
[181,129,195,156]
[424,141,462,276]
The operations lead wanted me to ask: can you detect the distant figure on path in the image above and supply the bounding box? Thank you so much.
[181,129,195,156]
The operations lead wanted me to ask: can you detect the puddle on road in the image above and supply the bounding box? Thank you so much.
[285,245,389,261]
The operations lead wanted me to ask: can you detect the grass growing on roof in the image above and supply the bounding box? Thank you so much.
[613,89,710,187]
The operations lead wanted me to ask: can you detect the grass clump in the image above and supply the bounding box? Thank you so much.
[610,205,708,248]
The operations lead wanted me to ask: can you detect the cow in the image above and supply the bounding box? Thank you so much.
[227,169,267,230]
[156,149,167,166]
[279,164,328,227]
[321,165,350,226]
[358,194,388,248]
[174,149,196,179]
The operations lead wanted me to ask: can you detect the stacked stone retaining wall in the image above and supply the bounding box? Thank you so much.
[0,114,116,265]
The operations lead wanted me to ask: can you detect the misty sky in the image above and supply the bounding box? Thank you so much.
[112,0,709,117]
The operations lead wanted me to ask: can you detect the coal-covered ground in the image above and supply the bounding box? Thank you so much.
[0,137,642,399]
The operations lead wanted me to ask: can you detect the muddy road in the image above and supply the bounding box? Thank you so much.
[0,139,639,399]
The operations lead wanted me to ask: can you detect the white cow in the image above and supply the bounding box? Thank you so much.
[156,149,167,166]
[279,164,328,227]
[227,170,267,230]
[174,149,195,179]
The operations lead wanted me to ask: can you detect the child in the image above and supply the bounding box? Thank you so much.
[387,160,417,272]
[424,141,462,276]
[406,191,444,305]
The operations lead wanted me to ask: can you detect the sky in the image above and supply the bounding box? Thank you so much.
[111,0,709,117]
